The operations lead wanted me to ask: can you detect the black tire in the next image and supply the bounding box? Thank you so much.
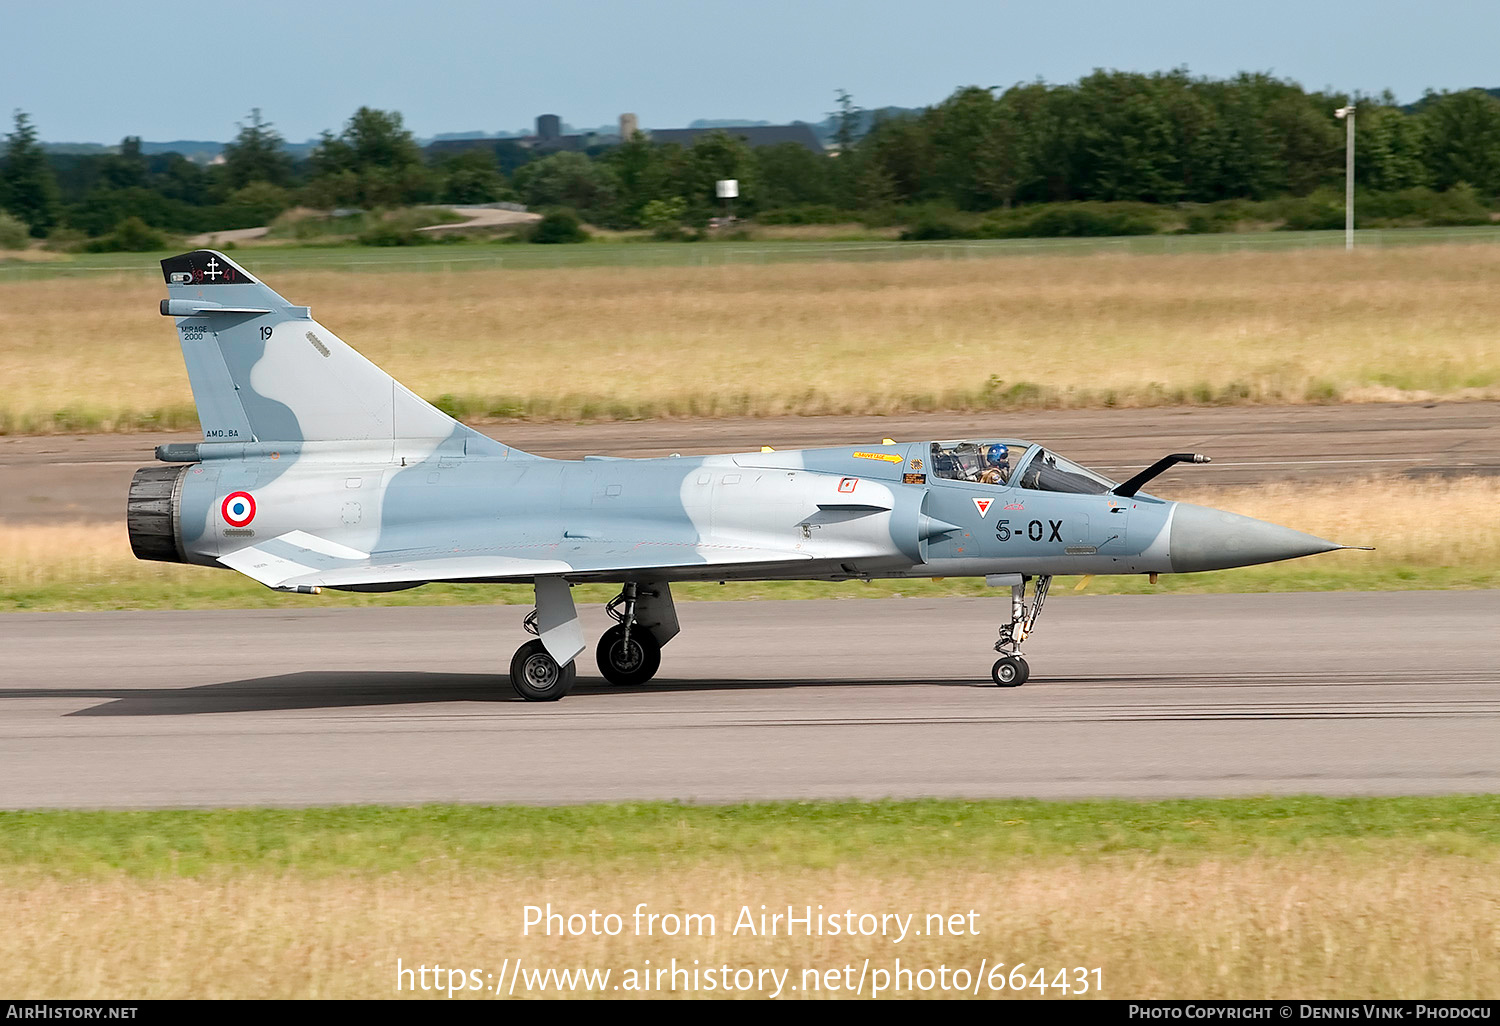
[595,625,662,686]
[510,639,576,701]
[991,656,1029,687]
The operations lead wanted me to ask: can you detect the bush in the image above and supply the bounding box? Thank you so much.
[900,212,980,240]
[266,207,368,241]
[757,204,847,225]
[223,181,293,226]
[352,207,462,246]
[863,201,955,229]
[43,226,87,252]
[1355,185,1491,227]
[356,221,424,246]
[529,208,589,244]
[1425,184,1493,225]
[1181,198,1266,233]
[893,190,1495,243]
[641,197,688,240]
[985,203,1159,238]
[0,211,30,250]
[1274,189,1344,231]
[1182,208,1236,234]
[83,217,168,252]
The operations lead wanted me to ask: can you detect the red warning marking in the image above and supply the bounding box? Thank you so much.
[222,491,256,527]
[838,477,858,493]
[973,497,993,518]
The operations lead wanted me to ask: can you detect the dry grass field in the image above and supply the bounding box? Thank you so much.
[2,799,1497,999]
[3,860,1496,999]
[1,476,1495,609]
[1,245,1498,432]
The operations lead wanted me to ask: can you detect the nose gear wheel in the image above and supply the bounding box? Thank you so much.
[992,656,1029,687]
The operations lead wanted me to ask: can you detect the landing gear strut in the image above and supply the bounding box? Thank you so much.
[991,574,1051,687]
[597,582,662,686]
[510,577,582,701]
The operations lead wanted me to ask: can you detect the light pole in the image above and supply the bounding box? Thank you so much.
[1335,104,1356,250]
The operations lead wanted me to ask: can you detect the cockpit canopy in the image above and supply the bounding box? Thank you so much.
[929,440,1014,485]
[928,440,1119,494]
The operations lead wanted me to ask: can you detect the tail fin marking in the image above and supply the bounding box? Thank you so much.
[160,250,488,451]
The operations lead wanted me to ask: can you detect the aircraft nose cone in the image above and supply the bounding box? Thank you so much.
[1168,503,1346,573]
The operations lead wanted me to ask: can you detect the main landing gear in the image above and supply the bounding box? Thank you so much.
[991,574,1051,687]
[510,576,585,702]
[510,637,576,701]
[509,579,678,701]
[596,582,663,686]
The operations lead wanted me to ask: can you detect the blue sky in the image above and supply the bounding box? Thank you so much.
[4,0,1497,143]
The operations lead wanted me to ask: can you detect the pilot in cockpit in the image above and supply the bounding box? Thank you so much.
[977,444,1011,485]
[930,442,1014,485]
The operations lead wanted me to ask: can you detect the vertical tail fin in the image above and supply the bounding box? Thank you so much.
[160,250,502,453]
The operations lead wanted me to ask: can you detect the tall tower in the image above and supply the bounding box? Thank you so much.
[536,114,561,141]
[619,113,639,141]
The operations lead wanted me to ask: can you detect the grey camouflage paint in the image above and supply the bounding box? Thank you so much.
[137,251,1361,679]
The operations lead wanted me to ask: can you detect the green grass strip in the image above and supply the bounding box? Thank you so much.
[3,796,1498,878]
[11,226,1500,282]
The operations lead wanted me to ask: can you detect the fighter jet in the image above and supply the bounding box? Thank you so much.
[128,250,1369,699]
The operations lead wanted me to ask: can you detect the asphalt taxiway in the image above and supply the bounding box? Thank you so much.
[2,592,1496,808]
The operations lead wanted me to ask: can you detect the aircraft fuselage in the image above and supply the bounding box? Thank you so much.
[138,438,1330,587]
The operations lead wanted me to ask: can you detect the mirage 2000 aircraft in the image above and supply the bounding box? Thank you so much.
[128,250,1369,700]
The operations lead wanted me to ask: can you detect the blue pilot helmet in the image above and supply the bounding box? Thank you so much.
[987,444,1010,465]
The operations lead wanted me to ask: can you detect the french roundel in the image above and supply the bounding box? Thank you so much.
[222,491,256,527]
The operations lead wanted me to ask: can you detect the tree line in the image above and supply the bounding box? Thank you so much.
[5,70,1500,243]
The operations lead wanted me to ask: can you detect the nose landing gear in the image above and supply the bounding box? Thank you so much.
[991,574,1050,687]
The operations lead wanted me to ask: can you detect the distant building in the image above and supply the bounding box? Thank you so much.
[643,124,822,152]
[423,112,824,160]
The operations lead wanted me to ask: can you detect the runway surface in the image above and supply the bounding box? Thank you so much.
[2,592,1497,808]
[4,401,1498,523]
